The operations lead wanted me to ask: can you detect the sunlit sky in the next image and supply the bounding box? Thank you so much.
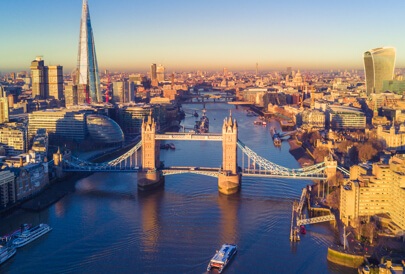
[2,0,405,73]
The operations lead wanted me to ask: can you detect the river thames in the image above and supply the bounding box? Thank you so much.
[0,103,356,273]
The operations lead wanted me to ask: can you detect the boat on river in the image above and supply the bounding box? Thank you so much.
[12,224,52,248]
[0,245,16,265]
[1,224,31,242]
[207,243,237,273]
[194,107,209,133]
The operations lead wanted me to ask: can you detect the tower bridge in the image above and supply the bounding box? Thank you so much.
[55,113,345,194]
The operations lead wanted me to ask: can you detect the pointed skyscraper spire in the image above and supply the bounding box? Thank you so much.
[77,0,101,103]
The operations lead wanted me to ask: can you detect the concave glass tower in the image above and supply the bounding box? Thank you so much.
[363,47,396,95]
[76,0,101,103]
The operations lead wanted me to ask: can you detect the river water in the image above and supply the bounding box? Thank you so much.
[0,103,356,273]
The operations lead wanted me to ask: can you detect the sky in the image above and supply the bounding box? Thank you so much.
[2,0,405,74]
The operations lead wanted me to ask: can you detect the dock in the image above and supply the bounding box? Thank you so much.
[290,187,336,241]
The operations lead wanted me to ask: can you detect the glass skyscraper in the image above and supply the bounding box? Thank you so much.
[77,0,101,103]
[363,47,396,95]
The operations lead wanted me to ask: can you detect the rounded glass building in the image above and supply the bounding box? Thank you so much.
[86,114,124,144]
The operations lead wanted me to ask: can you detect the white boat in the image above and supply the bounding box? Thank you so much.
[0,245,16,265]
[12,224,52,248]
[207,243,237,273]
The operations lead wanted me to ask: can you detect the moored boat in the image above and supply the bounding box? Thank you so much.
[1,224,31,241]
[12,224,52,248]
[0,245,16,265]
[207,243,237,273]
[168,143,176,150]
[300,225,306,234]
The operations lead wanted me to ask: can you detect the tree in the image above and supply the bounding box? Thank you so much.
[329,171,344,187]
[309,131,321,146]
[325,188,340,209]
[358,143,378,162]
[368,137,384,152]
[336,140,353,154]
[312,147,329,163]
[364,222,376,244]
[348,146,358,164]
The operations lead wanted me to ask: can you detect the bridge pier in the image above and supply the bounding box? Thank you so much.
[137,169,164,190]
[218,172,241,195]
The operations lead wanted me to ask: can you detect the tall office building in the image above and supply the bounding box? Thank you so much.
[30,56,46,98]
[0,86,9,124]
[156,64,165,83]
[76,0,101,103]
[30,57,64,100]
[150,64,157,81]
[364,47,396,95]
[47,65,63,100]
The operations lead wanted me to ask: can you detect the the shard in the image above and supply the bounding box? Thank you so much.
[76,0,101,103]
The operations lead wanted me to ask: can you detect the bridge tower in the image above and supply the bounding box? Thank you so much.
[324,156,337,181]
[218,112,241,194]
[138,112,164,190]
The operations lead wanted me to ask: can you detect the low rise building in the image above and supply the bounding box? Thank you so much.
[0,169,16,209]
[376,123,405,151]
[328,105,366,130]
[0,123,28,156]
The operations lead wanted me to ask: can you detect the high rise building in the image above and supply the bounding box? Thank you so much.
[156,64,165,83]
[0,86,9,124]
[30,56,46,98]
[30,58,64,100]
[150,64,157,81]
[76,0,101,103]
[364,47,396,95]
[47,65,63,100]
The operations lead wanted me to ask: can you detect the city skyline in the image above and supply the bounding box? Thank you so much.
[2,0,405,73]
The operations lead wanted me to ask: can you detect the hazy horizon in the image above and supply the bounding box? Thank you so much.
[2,0,405,73]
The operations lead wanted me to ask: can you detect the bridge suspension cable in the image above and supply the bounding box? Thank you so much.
[63,140,142,170]
[237,139,327,178]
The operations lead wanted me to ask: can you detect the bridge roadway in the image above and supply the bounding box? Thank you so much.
[162,166,221,178]
[155,132,223,141]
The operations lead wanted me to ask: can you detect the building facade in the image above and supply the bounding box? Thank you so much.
[30,57,64,100]
[0,170,16,209]
[364,47,396,95]
[47,65,64,100]
[298,109,325,129]
[28,109,87,145]
[376,123,405,151]
[30,56,46,98]
[0,124,27,156]
[0,86,9,123]
[340,159,405,234]
[328,105,366,130]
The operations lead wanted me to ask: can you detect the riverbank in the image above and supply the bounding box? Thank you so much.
[288,137,314,167]
[2,143,138,215]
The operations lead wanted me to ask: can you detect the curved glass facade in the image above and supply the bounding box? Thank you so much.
[364,47,396,95]
[86,114,124,144]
